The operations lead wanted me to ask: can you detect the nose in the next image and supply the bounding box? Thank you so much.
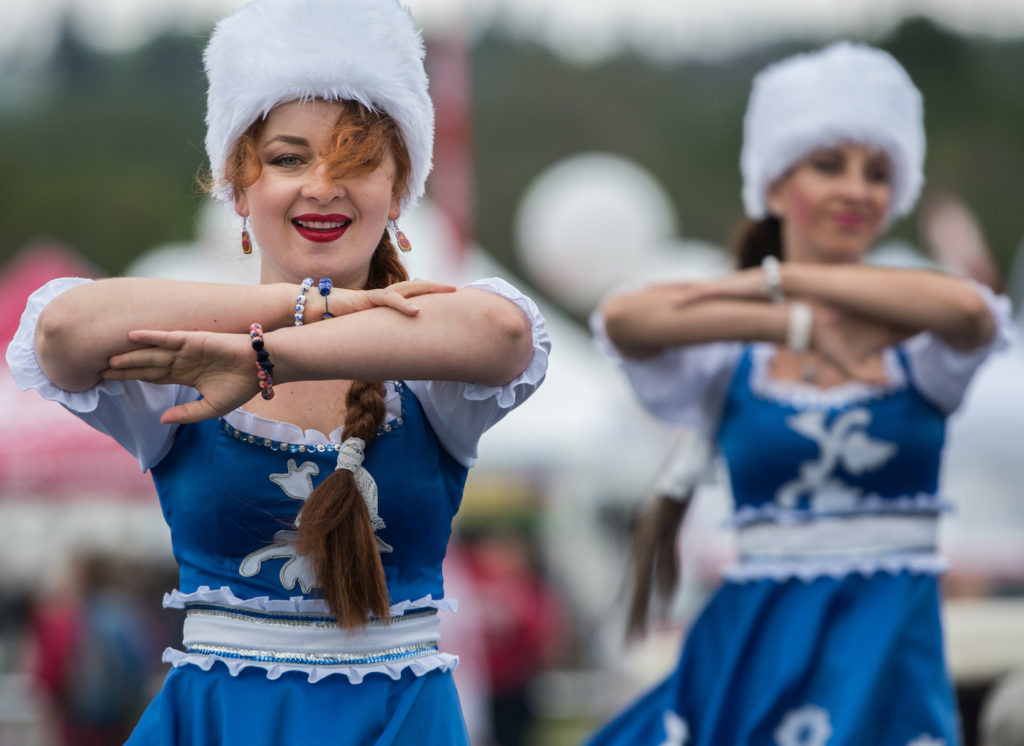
[301,162,344,203]
[836,169,872,202]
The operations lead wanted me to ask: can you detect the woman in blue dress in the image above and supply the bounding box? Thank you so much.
[588,42,1009,746]
[6,0,549,743]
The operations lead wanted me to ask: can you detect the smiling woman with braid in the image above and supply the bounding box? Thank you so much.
[6,1,549,743]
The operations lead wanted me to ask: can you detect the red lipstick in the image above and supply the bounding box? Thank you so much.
[832,212,867,230]
[292,214,351,243]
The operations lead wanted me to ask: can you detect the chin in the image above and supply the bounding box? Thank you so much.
[817,234,875,263]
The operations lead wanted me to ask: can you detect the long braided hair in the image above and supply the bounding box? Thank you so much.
[295,237,408,628]
[223,100,412,628]
[625,496,689,639]
[625,218,779,637]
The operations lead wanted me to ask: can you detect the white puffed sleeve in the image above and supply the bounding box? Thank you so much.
[589,307,742,435]
[405,277,549,467]
[902,283,1013,414]
[5,278,199,471]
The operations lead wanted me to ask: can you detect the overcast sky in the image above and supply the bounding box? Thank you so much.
[3,0,1024,66]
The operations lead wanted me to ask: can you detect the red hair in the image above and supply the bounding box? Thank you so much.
[222,100,412,206]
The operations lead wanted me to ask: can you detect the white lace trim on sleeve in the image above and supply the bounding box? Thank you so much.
[7,276,198,470]
[458,277,550,408]
[5,277,125,413]
[404,277,549,467]
[903,283,1013,413]
[589,307,742,432]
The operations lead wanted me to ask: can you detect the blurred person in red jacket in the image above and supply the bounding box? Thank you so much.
[464,525,566,746]
[26,552,153,746]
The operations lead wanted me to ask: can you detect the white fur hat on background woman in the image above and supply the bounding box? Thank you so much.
[203,0,434,211]
[740,41,925,224]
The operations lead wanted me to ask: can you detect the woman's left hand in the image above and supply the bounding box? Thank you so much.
[101,329,258,424]
[327,279,456,317]
[671,268,766,306]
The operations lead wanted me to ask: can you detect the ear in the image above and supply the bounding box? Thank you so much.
[234,192,250,219]
[766,180,787,218]
[388,198,401,223]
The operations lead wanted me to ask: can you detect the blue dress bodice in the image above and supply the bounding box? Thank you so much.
[150,381,468,604]
[586,343,964,746]
[716,345,947,520]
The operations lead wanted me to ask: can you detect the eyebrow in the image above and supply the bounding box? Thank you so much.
[263,135,310,147]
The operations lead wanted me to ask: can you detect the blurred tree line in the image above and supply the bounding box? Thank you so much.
[2,17,1022,308]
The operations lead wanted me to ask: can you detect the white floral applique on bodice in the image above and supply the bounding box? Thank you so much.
[775,408,898,511]
[239,457,392,594]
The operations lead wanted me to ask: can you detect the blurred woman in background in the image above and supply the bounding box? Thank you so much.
[7,0,549,743]
[588,41,1009,745]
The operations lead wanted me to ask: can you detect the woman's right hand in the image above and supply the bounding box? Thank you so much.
[811,305,909,384]
[101,329,258,424]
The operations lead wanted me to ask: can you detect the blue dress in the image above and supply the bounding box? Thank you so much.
[128,382,471,745]
[7,275,550,746]
[587,344,964,746]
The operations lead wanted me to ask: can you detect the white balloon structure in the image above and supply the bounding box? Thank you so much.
[513,151,729,315]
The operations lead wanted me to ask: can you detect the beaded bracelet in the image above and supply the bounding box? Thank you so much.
[294,277,314,326]
[249,323,275,400]
[319,277,334,320]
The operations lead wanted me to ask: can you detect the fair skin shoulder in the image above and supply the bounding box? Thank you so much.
[602,143,996,385]
[37,99,535,431]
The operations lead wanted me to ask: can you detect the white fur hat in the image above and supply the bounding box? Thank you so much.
[204,0,434,211]
[740,41,925,223]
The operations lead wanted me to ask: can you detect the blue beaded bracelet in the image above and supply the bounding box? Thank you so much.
[319,277,334,320]
[294,277,314,326]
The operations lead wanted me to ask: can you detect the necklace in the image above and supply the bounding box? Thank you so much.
[800,354,818,383]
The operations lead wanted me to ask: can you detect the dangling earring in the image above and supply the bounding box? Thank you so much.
[241,216,252,254]
[391,220,411,252]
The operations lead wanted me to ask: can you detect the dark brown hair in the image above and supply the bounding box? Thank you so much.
[732,215,782,270]
[625,496,689,639]
[224,100,412,628]
[625,215,780,636]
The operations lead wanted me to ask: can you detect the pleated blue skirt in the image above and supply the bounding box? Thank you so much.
[586,570,960,746]
[127,663,469,745]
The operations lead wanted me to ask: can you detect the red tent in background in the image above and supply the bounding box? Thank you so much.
[0,242,155,500]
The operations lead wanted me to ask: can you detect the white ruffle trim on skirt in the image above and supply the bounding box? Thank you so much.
[162,585,460,683]
[162,646,459,684]
[163,585,458,617]
[730,493,952,528]
[722,552,949,584]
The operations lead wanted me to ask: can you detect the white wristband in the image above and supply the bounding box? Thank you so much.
[761,255,784,303]
[786,301,813,352]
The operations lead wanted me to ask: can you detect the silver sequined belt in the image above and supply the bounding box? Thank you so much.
[182,604,441,667]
